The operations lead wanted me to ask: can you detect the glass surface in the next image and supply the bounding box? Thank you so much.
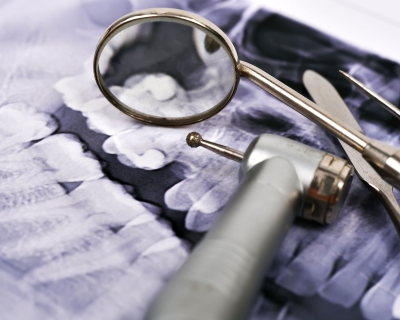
[98,21,236,119]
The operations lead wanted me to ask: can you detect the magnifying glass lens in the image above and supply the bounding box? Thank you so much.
[97,20,236,122]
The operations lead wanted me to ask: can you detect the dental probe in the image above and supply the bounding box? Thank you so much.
[340,70,400,121]
[146,133,353,320]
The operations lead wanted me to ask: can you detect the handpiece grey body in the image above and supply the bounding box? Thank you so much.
[146,157,302,320]
[145,134,353,320]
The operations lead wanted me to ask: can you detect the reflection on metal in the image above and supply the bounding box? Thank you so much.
[304,153,353,225]
[186,132,243,162]
[340,70,400,120]
[94,8,400,190]
[304,69,400,235]
[93,8,240,126]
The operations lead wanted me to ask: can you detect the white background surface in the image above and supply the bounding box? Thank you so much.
[254,0,400,64]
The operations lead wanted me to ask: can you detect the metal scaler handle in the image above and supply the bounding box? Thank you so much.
[145,133,353,320]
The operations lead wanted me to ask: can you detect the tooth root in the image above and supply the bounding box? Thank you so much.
[185,178,239,232]
[318,259,371,308]
[267,227,312,278]
[360,259,400,320]
[166,158,239,213]
[392,295,400,319]
[318,230,396,308]
[71,246,187,320]
[275,241,344,296]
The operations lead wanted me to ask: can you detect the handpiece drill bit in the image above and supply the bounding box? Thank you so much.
[186,132,244,162]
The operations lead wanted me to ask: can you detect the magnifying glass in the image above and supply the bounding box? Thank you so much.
[93,7,400,189]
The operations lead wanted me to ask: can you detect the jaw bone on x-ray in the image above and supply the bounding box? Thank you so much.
[1,0,400,320]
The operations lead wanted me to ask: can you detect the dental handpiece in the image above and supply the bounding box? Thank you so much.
[145,133,353,320]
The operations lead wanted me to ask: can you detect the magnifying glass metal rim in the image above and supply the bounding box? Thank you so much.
[93,7,367,152]
[93,7,241,126]
[93,7,400,191]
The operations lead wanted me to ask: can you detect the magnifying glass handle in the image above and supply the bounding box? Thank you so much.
[145,157,302,320]
[239,62,367,152]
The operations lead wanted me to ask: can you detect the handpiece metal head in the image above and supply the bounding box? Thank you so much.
[186,133,353,224]
[241,134,353,225]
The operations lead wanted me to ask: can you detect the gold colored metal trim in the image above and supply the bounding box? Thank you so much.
[302,153,354,224]
[93,8,240,126]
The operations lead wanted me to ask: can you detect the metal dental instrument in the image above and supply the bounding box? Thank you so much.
[303,70,400,235]
[146,132,353,320]
[186,132,244,162]
[93,7,400,190]
[340,70,400,120]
